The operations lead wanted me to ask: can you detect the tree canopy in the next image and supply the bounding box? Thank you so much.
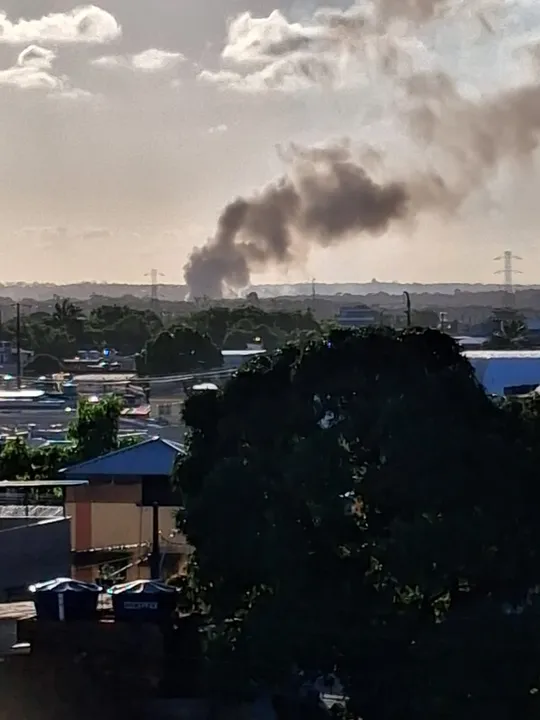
[175,327,540,717]
[0,396,125,480]
[136,326,223,376]
[5,300,322,375]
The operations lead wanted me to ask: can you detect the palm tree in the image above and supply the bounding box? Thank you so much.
[52,297,82,326]
[486,315,529,349]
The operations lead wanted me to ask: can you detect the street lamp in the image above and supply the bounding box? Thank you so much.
[11,302,32,389]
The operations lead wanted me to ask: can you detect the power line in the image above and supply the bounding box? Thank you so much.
[23,367,236,386]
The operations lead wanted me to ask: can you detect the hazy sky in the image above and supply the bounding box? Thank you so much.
[2,0,540,285]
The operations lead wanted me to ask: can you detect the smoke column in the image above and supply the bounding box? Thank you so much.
[184,1,540,299]
[184,147,408,298]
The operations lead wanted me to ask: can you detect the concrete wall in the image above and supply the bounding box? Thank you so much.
[0,518,71,595]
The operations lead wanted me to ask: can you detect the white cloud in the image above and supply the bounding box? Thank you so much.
[208,124,228,134]
[199,1,500,93]
[0,44,93,97]
[198,5,412,92]
[132,49,184,71]
[199,52,340,93]
[91,55,121,68]
[52,87,95,101]
[0,5,121,45]
[17,45,55,68]
[92,48,184,72]
[222,10,327,65]
[0,44,63,90]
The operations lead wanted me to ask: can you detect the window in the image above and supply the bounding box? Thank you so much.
[157,403,172,416]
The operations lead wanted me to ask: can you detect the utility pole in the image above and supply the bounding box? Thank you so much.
[149,502,161,579]
[12,302,31,389]
[403,291,412,328]
[15,303,21,390]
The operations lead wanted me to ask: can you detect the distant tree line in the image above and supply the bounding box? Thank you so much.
[9,299,322,376]
[9,296,535,377]
[5,287,540,328]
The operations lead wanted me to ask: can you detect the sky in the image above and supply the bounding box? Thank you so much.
[2,0,540,285]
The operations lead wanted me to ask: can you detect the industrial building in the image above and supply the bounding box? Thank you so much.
[465,350,540,396]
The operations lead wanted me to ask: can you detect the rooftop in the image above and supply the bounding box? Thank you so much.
[465,350,540,359]
[465,350,540,395]
[0,480,88,489]
[60,436,185,477]
[0,390,45,400]
[222,349,266,357]
[73,373,136,383]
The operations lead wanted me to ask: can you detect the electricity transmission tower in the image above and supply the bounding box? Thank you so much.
[494,251,522,307]
[145,269,165,309]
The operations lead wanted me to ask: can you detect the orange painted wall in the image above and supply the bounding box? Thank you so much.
[66,501,179,551]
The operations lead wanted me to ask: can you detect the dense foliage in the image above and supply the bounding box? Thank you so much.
[176,327,540,717]
[7,299,322,374]
[136,327,223,377]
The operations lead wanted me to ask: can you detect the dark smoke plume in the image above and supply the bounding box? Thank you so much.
[184,1,540,299]
[184,147,407,298]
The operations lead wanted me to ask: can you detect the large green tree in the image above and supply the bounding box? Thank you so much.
[0,396,126,480]
[189,307,320,348]
[67,396,123,461]
[175,328,540,717]
[89,305,162,355]
[137,326,222,376]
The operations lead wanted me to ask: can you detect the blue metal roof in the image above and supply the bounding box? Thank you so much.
[60,436,185,477]
[465,351,540,395]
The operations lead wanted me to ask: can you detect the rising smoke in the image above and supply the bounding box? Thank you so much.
[184,0,540,298]
[184,146,408,298]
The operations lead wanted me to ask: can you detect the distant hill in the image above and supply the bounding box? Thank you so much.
[0,281,534,301]
[252,282,539,297]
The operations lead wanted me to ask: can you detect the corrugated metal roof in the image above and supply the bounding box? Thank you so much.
[75,373,136,383]
[454,336,489,347]
[465,351,540,359]
[222,350,266,356]
[465,351,540,395]
[0,505,63,519]
[0,480,87,488]
[60,436,185,477]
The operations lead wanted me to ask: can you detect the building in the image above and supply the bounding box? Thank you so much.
[150,395,184,425]
[465,350,540,395]
[0,480,81,599]
[68,373,137,396]
[60,437,189,582]
[221,348,266,370]
[453,335,489,350]
[0,341,33,371]
[336,305,378,328]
